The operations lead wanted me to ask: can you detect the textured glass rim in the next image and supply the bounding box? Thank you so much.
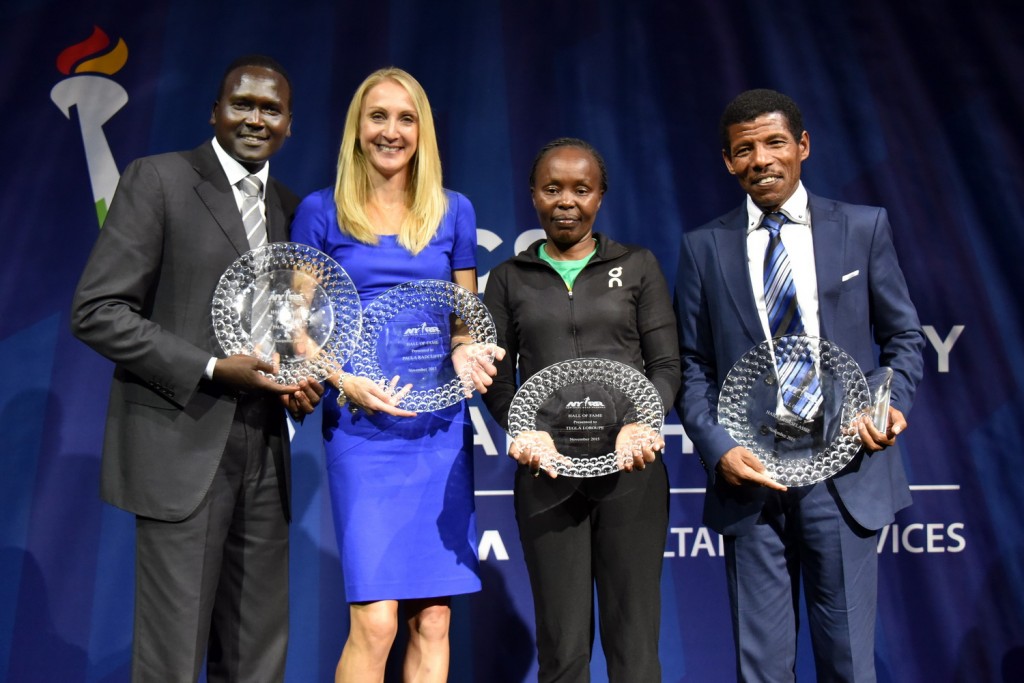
[718,335,870,487]
[211,242,362,384]
[508,358,664,478]
[350,279,497,411]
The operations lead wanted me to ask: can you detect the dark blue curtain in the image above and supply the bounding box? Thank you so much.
[2,1,1021,680]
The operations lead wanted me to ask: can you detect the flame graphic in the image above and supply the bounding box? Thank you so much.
[56,26,128,76]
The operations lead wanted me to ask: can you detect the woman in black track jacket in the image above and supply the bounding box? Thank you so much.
[482,138,680,683]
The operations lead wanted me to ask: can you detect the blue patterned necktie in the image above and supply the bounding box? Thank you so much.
[761,212,822,419]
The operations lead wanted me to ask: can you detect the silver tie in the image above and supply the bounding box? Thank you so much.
[238,175,273,358]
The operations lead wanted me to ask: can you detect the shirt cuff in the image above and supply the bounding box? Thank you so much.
[205,357,217,380]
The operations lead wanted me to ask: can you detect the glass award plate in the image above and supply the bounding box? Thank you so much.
[507,358,664,478]
[212,242,362,384]
[350,279,497,412]
[717,335,870,487]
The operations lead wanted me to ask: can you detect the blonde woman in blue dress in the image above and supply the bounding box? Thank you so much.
[291,67,502,683]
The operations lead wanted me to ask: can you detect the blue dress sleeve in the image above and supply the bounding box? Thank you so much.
[290,188,332,251]
[448,191,478,271]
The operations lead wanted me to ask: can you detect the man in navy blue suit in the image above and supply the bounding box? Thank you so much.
[675,89,925,681]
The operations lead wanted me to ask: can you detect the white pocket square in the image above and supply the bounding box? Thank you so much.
[842,270,860,282]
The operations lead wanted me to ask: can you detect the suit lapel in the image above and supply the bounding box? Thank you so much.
[190,142,251,256]
[715,205,764,344]
[809,193,846,341]
[264,179,288,243]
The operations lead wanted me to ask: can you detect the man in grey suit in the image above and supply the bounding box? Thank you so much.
[72,55,321,682]
[675,89,924,681]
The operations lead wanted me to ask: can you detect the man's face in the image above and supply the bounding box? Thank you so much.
[723,111,809,212]
[210,66,292,171]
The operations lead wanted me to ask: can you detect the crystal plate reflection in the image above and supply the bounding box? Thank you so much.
[351,279,497,412]
[508,358,664,478]
[718,335,871,487]
[212,243,362,384]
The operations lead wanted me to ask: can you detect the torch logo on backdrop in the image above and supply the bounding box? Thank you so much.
[50,26,129,227]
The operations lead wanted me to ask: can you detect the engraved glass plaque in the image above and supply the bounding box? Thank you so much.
[865,366,893,432]
[717,335,871,487]
[507,358,664,478]
[350,279,497,412]
[212,243,362,384]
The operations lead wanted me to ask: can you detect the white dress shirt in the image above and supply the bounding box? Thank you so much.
[744,181,820,342]
[205,138,272,379]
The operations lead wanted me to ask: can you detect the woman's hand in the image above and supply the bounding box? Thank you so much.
[509,430,560,479]
[614,422,664,472]
[328,372,417,418]
[452,342,507,396]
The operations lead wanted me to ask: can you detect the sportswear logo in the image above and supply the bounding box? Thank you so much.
[50,26,129,227]
[608,266,623,288]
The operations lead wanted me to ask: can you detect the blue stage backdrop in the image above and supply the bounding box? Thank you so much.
[2,1,1022,681]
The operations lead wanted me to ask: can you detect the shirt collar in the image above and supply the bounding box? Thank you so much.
[211,137,269,196]
[744,181,809,234]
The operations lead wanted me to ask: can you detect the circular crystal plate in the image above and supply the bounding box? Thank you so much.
[350,279,497,412]
[212,242,362,384]
[718,335,870,487]
[508,358,664,478]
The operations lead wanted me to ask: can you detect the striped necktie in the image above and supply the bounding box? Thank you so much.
[238,175,273,358]
[239,175,267,249]
[761,212,822,419]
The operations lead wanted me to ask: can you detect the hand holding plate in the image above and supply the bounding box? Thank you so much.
[213,354,300,394]
[331,372,417,418]
[857,406,906,451]
[614,422,663,472]
[717,445,788,491]
[510,430,561,478]
[282,377,325,419]
[453,342,505,396]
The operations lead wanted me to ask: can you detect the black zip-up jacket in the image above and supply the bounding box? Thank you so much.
[482,233,681,513]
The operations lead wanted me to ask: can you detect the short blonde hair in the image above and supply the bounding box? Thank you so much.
[333,67,447,254]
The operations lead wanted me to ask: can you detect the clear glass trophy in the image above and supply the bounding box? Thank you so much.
[350,279,497,412]
[717,335,875,487]
[211,242,362,384]
[507,358,664,477]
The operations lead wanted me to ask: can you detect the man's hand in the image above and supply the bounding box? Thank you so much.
[858,406,907,452]
[281,378,324,420]
[717,446,787,491]
[213,355,299,394]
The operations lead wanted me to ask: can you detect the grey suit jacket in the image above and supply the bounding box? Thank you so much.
[675,193,925,535]
[71,141,299,522]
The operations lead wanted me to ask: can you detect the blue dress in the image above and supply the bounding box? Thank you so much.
[291,187,482,602]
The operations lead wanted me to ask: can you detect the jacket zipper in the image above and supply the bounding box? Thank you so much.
[566,288,582,358]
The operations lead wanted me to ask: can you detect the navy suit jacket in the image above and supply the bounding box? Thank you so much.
[71,141,299,522]
[675,193,925,535]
